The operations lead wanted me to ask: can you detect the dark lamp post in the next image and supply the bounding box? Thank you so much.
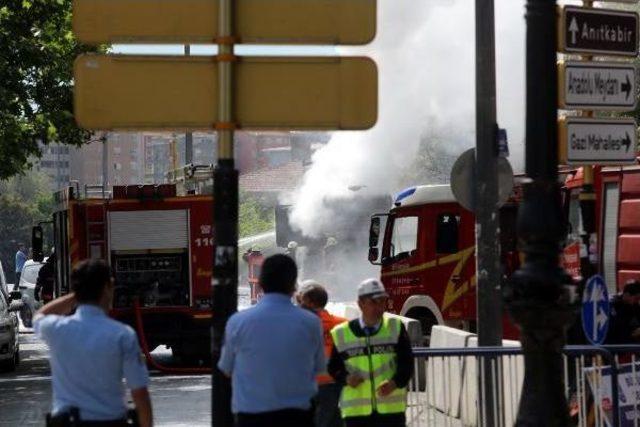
[505,0,578,425]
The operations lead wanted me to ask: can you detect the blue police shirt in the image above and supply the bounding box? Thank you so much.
[34,305,149,421]
[218,293,325,414]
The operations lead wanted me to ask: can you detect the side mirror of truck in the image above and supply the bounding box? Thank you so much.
[369,216,381,248]
[368,247,379,264]
[32,225,44,262]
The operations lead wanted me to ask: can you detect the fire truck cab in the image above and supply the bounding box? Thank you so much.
[368,184,519,340]
[40,184,213,362]
[370,163,640,342]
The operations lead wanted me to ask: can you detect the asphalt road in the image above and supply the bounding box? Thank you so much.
[0,332,213,426]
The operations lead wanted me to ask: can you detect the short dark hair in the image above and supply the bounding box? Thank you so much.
[71,259,113,304]
[259,254,297,295]
[624,280,640,296]
[299,281,328,308]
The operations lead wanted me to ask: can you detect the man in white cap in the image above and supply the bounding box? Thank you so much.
[327,278,412,427]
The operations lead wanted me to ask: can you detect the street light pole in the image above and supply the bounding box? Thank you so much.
[211,0,237,425]
[506,0,576,425]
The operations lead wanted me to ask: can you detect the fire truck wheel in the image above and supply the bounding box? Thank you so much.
[406,308,438,346]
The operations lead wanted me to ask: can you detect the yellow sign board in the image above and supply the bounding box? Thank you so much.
[73,0,376,45]
[74,55,377,131]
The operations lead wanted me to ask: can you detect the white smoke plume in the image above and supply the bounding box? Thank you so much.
[289,0,527,238]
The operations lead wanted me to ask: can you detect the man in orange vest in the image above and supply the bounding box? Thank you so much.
[298,280,347,427]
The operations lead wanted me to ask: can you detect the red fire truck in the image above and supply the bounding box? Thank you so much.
[367,184,519,339]
[41,184,213,362]
[565,165,640,296]
[367,163,640,341]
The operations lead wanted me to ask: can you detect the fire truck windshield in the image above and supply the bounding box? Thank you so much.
[389,216,418,260]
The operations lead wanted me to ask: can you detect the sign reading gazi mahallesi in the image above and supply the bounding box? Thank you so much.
[559,117,638,165]
[558,61,637,111]
[559,6,639,56]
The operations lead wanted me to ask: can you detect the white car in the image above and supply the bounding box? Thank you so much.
[0,260,21,371]
[0,290,21,371]
[17,259,46,328]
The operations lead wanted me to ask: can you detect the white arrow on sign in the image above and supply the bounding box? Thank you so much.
[559,61,637,111]
[559,117,638,166]
[589,283,605,304]
[596,307,608,330]
[569,17,579,45]
[590,284,607,341]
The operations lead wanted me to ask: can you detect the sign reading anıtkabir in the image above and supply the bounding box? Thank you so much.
[559,6,639,56]
[559,61,637,111]
[559,117,638,165]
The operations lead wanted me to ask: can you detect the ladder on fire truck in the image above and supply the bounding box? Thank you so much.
[166,163,214,195]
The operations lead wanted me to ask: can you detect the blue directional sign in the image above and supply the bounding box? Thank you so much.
[582,275,610,345]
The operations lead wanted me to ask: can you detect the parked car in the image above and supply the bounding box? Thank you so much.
[0,260,9,301]
[0,288,22,371]
[17,259,45,328]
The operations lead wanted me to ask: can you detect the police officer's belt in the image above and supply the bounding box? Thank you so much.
[46,408,138,427]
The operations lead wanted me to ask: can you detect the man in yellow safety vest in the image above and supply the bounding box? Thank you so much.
[328,278,413,427]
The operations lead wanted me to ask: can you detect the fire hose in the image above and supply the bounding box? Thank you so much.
[133,299,211,375]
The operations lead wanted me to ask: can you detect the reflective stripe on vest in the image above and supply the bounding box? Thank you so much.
[330,315,407,418]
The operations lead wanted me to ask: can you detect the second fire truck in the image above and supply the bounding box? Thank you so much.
[36,183,214,363]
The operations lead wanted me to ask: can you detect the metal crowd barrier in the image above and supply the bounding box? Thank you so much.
[406,345,640,427]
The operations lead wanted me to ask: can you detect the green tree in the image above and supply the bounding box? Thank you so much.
[0,0,96,179]
[0,172,54,281]
[239,192,274,238]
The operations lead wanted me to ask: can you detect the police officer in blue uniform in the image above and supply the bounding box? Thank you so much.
[34,259,153,427]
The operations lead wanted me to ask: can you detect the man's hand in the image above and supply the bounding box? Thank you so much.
[377,379,397,397]
[346,373,364,388]
[632,327,640,340]
[131,387,153,427]
[36,293,76,317]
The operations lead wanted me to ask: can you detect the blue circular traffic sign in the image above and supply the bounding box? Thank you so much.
[582,275,610,345]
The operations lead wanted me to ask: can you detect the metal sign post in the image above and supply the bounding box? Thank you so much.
[475,1,502,424]
[185,44,193,165]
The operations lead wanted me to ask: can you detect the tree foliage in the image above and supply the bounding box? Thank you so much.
[0,0,95,179]
[239,192,274,238]
[398,129,461,188]
[0,172,54,282]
